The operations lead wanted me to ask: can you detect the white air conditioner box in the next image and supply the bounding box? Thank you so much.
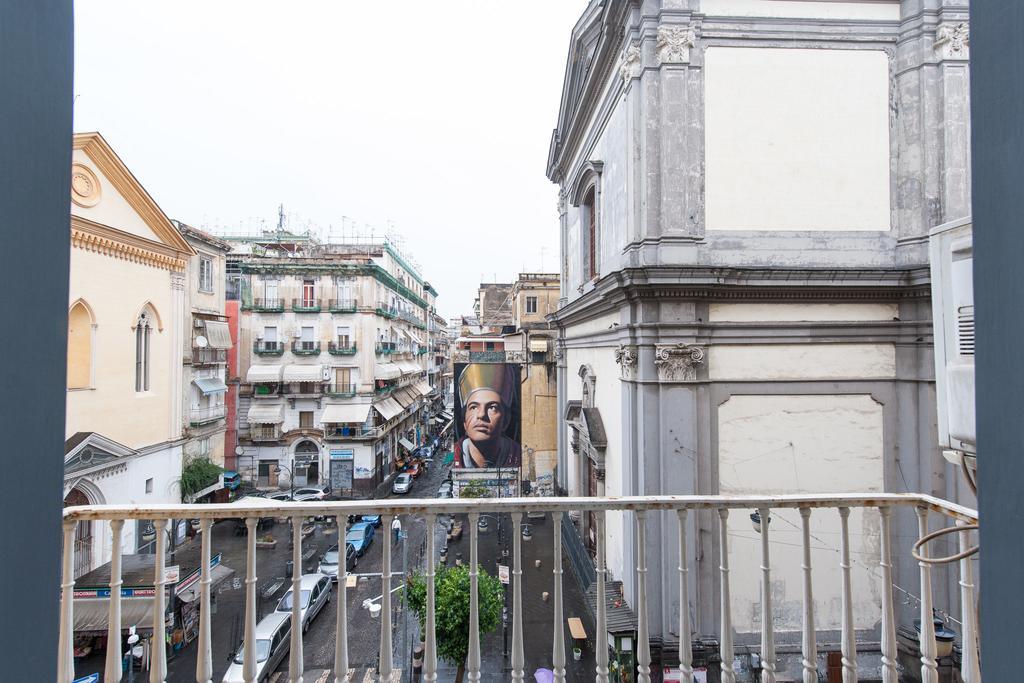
[929,216,975,455]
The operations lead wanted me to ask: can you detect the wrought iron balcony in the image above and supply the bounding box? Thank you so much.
[328,298,358,313]
[291,298,322,313]
[58,493,980,683]
[375,304,397,319]
[248,424,280,441]
[328,341,357,356]
[282,381,323,397]
[191,347,227,365]
[253,340,284,356]
[188,404,226,425]
[251,298,285,312]
[323,424,381,440]
[291,341,321,356]
[375,342,396,355]
[323,383,358,398]
[249,382,280,397]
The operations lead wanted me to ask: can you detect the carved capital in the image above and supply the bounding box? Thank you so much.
[557,191,568,216]
[619,42,642,85]
[553,344,564,362]
[654,343,705,382]
[614,345,638,380]
[934,22,969,60]
[657,25,696,65]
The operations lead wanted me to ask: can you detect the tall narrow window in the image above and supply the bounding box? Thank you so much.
[336,325,351,347]
[198,256,213,292]
[265,279,279,303]
[135,311,152,392]
[302,279,316,307]
[264,326,278,350]
[67,302,93,389]
[301,326,315,351]
[526,296,538,314]
[584,188,597,279]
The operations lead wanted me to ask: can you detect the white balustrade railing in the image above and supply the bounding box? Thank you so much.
[58,494,979,683]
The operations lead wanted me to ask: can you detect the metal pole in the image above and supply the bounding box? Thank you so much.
[402,528,409,681]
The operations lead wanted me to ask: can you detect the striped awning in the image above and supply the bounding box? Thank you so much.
[375,363,402,380]
[373,397,403,422]
[529,338,550,353]
[193,377,227,395]
[247,402,284,424]
[203,320,233,349]
[246,364,282,383]
[283,364,323,382]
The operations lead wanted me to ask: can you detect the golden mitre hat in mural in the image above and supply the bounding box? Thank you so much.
[458,363,515,407]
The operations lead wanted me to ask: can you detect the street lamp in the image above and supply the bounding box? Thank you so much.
[274,463,295,501]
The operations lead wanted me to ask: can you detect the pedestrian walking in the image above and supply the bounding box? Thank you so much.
[392,515,402,544]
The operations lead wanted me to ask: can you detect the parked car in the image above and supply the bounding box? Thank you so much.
[318,544,357,581]
[392,473,414,494]
[361,514,382,527]
[266,491,293,502]
[406,462,424,478]
[275,574,332,632]
[436,482,453,498]
[292,486,328,501]
[345,522,375,556]
[222,612,291,683]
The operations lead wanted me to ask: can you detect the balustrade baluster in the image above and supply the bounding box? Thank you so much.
[424,514,438,683]
[289,517,304,683]
[596,511,609,683]
[758,507,776,683]
[511,511,526,682]
[838,508,857,683]
[380,514,394,682]
[467,512,481,682]
[718,508,735,683]
[151,519,168,683]
[552,511,566,683]
[958,521,981,683]
[799,508,817,683]
[58,519,76,683]
[916,507,938,683]
[635,510,651,683]
[196,519,213,683]
[333,515,350,683]
[243,517,258,683]
[677,509,693,683]
[106,520,125,683]
[878,507,897,683]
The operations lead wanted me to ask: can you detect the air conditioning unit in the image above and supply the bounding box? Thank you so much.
[929,216,975,457]
[322,368,331,381]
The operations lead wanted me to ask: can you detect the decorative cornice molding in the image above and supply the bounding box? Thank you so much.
[619,42,642,85]
[71,217,187,272]
[654,343,705,382]
[657,25,696,65]
[614,344,638,380]
[934,22,969,60]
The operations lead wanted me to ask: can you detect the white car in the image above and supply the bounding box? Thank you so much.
[221,611,290,683]
[275,574,332,632]
[292,486,328,501]
[392,473,413,494]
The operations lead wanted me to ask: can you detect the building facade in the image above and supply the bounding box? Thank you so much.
[546,0,971,667]
[64,133,196,576]
[229,236,439,494]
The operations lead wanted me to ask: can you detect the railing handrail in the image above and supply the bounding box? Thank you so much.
[60,493,977,523]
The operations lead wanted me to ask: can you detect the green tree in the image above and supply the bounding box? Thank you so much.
[180,457,224,500]
[459,479,489,499]
[407,564,504,683]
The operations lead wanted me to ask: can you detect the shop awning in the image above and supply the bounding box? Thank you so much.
[246,364,282,383]
[176,564,235,603]
[408,330,423,345]
[283,364,323,382]
[397,361,422,375]
[439,410,454,421]
[529,338,550,353]
[373,397,403,421]
[374,363,402,380]
[414,380,433,397]
[204,320,233,349]
[393,388,418,408]
[74,597,155,634]
[399,437,416,452]
[322,402,372,424]
[247,402,284,424]
[193,377,227,395]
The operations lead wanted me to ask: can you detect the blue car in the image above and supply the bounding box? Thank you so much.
[361,514,382,528]
[345,522,375,556]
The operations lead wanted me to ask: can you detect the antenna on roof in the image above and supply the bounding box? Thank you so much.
[277,204,285,234]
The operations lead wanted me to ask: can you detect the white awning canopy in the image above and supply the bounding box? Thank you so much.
[529,338,550,353]
[246,365,282,383]
[398,437,416,452]
[283,364,323,382]
[203,320,233,349]
[373,397,403,421]
[374,363,402,380]
[413,380,433,397]
[321,402,372,424]
[397,361,421,375]
[408,330,423,345]
[176,564,235,603]
[193,377,227,395]
[393,388,418,408]
[247,403,284,424]
[75,597,155,634]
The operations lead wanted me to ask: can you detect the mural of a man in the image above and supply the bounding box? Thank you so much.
[456,364,521,469]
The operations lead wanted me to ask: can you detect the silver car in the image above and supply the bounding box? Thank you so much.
[221,611,290,683]
[392,472,413,494]
[275,573,332,632]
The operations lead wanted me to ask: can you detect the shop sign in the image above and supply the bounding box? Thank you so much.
[74,587,156,599]
[174,553,222,596]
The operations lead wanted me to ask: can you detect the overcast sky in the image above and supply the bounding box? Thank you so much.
[73,1,585,318]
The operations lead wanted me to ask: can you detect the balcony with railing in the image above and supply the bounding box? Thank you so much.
[328,298,358,313]
[253,340,285,356]
[375,303,397,319]
[323,423,381,440]
[291,297,322,313]
[291,340,321,356]
[328,340,357,356]
[375,341,396,355]
[188,404,226,425]
[191,347,227,365]
[282,381,323,397]
[247,423,280,441]
[251,297,285,312]
[324,383,358,398]
[58,493,980,683]
[248,382,281,398]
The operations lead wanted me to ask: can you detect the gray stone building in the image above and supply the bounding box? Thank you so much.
[546,0,972,671]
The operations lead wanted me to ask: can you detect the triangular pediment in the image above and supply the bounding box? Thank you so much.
[71,132,195,257]
[64,432,136,475]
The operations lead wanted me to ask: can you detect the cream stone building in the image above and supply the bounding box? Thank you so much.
[64,132,195,577]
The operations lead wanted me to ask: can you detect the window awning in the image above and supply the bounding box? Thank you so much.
[193,377,227,395]
[322,402,372,424]
[439,410,454,421]
[375,363,402,380]
[397,361,421,375]
[393,388,418,408]
[283,364,323,382]
[246,365,282,383]
[203,320,233,349]
[529,338,550,353]
[414,380,433,397]
[176,564,235,603]
[373,397,403,421]
[74,597,155,634]
[399,437,416,452]
[408,330,423,345]
[247,403,284,424]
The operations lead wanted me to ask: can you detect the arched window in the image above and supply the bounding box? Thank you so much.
[583,187,597,280]
[67,301,94,389]
[135,309,153,392]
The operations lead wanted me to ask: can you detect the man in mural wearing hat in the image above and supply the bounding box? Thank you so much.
[456,363,521,469]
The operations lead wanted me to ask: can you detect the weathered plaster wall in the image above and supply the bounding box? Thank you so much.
[708,344,897,381]
[709,303,899,323]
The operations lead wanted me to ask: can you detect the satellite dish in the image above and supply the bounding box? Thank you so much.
[235,446,245,456]
[196,335,209,348]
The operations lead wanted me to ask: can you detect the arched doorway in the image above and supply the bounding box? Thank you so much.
[63,487,92,578]
[294,440,320,486]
